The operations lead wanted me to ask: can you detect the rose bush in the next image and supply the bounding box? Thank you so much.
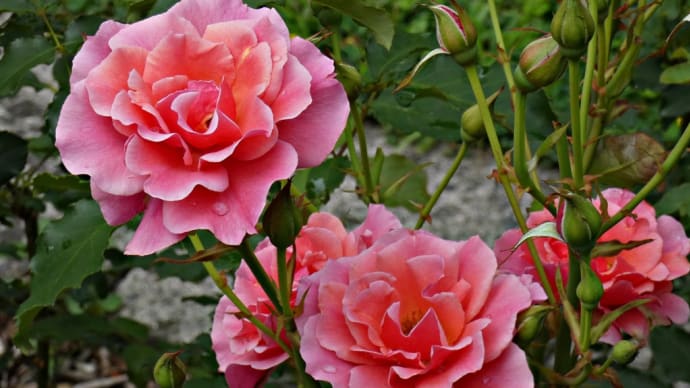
[55,0,349,255]
[495,188,690,343]
[295,229,536,387]
[211,206,401,387]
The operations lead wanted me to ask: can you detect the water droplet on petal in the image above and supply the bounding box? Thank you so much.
[212,202,229,216]
[482,377,492,385]
[323,365,337,374]
[272,55,282,62]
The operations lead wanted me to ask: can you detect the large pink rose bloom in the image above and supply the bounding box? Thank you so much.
[55,0,349,255]
[212,206,401,387]
[495,188,690,343]
[295,229,535,387]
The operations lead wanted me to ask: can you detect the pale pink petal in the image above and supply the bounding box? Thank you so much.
[477,275,532,362]
[71,20,125,84]
[277,77,348,168]
[90,181,145,225]
[410,333,485,387]
[657,215,690,279]
[271,55,312,121]
[107,13,199,51]
[456,343,534,388]
[351,204,402,251]
[162,141,297,244]
[233,41,272,98]
[653,293,690,324]
[457,236,498,320]
[288,37,335,84]
[169,0,255,35]
[231,128,279,161]
[85,47,148,116]
[124,199,185,255]
[55,82,145,196]
[299,317,352,388]
[124,136,229,201]
[143,33,233,84]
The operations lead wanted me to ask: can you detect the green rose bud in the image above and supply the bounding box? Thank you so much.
[557,192,602,257]
[430,4,477,66]
[516,305,551,343]
[611,339,639,365]
[576,263,604,310]
[460,88,502,142]
[588,132,666,188]
[263,181,303,249]
[550,0,595,58]
[153,352,186,388]
[514,35,567,93]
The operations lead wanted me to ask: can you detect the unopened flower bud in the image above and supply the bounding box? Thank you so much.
[430,4,477,66]
[611,339,639,365]
[557,192,602,257]
[460,88,501,142]
[263,182,303,249]
[514,35,567,93]
[336,62,362,98]
[576,263,604,310]
[588,133,666,188]
[516,305,551,343]
[550,0,595,58]
[153,352,186,388]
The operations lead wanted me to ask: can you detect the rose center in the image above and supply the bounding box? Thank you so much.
[400,308,425,334]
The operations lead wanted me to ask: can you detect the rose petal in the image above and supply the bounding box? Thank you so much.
[55,82,145,196]
[90,181,146,225]
[124,198,185,255]
[456,343,534,388]
[162,141,297,244]
[71,21,126,84]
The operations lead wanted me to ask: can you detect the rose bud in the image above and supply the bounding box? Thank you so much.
[460,88,502,142]
[263,181,303,249]
[577,263,604,310]
[516,305,551,343]
[514,35,567,93]
[611,339,639,365]
[550,0,595,58]
[557,192,602,257]
[430,3,477,65]
[153,351,186,388]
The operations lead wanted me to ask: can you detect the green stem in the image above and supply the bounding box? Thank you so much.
[513,91,553,212]
[583,20,611,171]
[415,142,468,229]
[554,253,582,373]
[579,3,599,139]
[569,60,584,189]
[237,239,283,313]
[580,308,593,352]
[37,9,63,53]
[601,121,690,233]
[487,0,516,104]
[557,135,573,180]
[465,65,556,305]
[331,30,343,63]
[351,101,375,202]
[276,247,292,317]
[189,235,291,354]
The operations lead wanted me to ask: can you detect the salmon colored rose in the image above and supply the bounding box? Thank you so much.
[211,206,401,387]
[495,188,690,343]
[55,0,349,255]
[295,229,535,387]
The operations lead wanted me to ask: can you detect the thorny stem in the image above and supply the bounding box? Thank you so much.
[237,239,283,314]
[189,235,291,354]
[465,64,556,305]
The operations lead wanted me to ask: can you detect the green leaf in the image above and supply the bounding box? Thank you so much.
[660,62,690,84]
[656,182,690,218]
[514,222,562,250]
[0,0,36,12]
[293,156,350,207]
[0,132,28,186]
[312,0,394,49]
[14,200,113,348]
[651,325,690,382]
[0,37,56,97]
[378,154,430,210]
[27,315,148,343]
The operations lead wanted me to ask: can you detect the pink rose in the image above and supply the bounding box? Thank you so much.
[55,0,349,255]
[495,188,690,343]
[295,229,535,387]
[212,206,401,386]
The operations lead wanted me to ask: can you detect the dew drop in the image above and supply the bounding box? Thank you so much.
[272,55,282,62]
[323,365,337,374]
[212,202,229,216]
[482,377,492,385]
